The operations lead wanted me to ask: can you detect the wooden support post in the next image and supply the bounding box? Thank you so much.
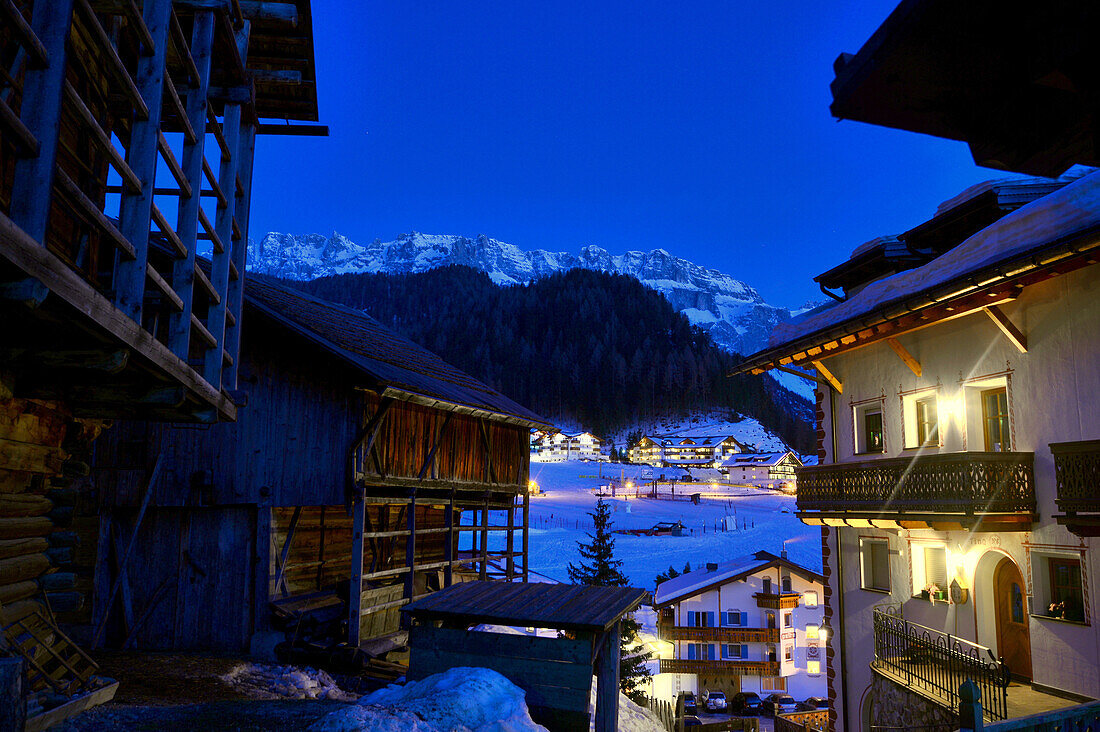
[9,0,74,245]
[886,337,922,377]
[982,305,1027,353]
[253,503,273,638]
[811,359,842,393]
[444,492,454,587]
[506,495,515,581]
[522,491,530,582]
[114,0,173,322]
[202,21,249,387]
[221,121,256,388]
[595,621,621,732]
[404,489,416,601]
[348,490,365,648]
[774,364,828,387]
[273,505,300,597]
[167,10,214,358]
[479,495,489,581]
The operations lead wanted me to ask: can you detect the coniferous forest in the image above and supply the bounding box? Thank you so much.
[290,266,814,452]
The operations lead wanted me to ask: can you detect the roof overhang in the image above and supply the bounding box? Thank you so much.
[829,0,1100,176]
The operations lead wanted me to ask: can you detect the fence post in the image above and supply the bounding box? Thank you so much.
[959,679,983,732]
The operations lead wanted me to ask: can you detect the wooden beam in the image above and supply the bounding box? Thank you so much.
[1,0,50,67]
[0,96,38,157]
[522,492,529,583]
[239,1,297,25]
[886,337,922,377]
[348,491,365,647]
[983,305,1027,353]
[405,490,416,601]
[811,360,842,394]
[114,0,173,322]
[221,120,255,388]
[9,0,74,243]
[773,364,828,386]
[273,505,300,597]
[595,622,621,732]
[444,492,454,587]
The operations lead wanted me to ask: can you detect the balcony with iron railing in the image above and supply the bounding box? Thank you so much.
[796,452,1035,530]
[871,606,1010,721]
[1052,440,1100,536]
[659,658,781,676]
[657,618,779,643]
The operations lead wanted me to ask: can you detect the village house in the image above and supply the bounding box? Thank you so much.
[734,3,1100,727]
[629,430,746,468]
[86,274,546,655]
[652,550,827,704]
[530,429,602,462]
[720,451,802,492]
[0,0,326,725]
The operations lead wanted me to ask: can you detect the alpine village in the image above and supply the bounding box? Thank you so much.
[0,1,1097,731]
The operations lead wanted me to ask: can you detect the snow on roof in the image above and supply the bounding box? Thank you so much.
[653,550,822,606]
[721,451,799,468]
[766,169,1100,351]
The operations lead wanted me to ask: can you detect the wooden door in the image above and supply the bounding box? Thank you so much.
[993,557,1032,679]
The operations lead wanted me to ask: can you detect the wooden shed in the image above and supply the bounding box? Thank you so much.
[86,275,548,653]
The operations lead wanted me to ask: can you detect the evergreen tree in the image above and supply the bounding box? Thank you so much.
[567,498,651,702]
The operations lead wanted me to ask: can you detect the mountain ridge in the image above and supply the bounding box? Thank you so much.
[247,230,809,357]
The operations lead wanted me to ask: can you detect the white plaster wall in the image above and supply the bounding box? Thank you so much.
[820,263,1100,705]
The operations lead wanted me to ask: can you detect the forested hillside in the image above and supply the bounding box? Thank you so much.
[290,266,813,451]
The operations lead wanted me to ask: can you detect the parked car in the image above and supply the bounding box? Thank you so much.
[730,691,763,715]
[703,690,727,711]
[799,696,829,711]
[679,692,697,716]
[763,693,800,716]
[682,716,702,728]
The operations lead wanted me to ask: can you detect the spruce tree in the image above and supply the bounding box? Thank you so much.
[568,498,651,703]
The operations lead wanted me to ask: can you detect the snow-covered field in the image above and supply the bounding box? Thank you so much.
[523,461,821,590]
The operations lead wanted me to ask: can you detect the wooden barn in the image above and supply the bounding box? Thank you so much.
[0,0,323,724]
[86,274,548,656]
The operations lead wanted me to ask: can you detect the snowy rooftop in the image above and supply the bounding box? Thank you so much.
[722,451,798,467]
[653,550,823,607]
[738,169,1100,371]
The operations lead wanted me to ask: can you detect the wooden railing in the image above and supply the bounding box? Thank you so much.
[0,1,255,419]
[796,452,1035,515]
[755,592,801,610]
[657,621,778,643]
[659,658,780,676]
[1051,440,1100,514]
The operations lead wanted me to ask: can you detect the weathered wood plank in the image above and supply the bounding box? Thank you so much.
[412,626,593,665]
[594,623,620,732]
[347,493,365,646]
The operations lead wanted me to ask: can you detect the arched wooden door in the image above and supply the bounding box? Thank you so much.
[993,557,1032,679]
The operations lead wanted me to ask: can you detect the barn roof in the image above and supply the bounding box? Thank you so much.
[403,581,648,632]
[244,275,549,427]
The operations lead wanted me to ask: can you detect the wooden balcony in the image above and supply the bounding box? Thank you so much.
[1052,440,1100,536]
[796,452,1036,531]
[754,592,801,610]
[657,621,778,643]
[659,658,780,676]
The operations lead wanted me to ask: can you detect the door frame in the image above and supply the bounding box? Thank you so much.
[992,556,1032,680]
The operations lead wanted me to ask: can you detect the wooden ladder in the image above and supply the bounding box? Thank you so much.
[3,604,98,694]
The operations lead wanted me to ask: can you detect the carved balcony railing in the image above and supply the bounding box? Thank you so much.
[1052,440,1100,514]
[796,452,1035,525]
[657,621,779,643]
[755,592,801,610]
[659,658,780,676]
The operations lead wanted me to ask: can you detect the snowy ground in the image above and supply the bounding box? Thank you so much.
[523,461,821,591]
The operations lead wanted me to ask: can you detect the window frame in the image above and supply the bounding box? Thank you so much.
[862,408,885,454]
[981,387,1010,452]
[860,537,891,593]
[915,396,940,446]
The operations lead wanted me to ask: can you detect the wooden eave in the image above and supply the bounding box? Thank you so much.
[797,511,1036,533]
[731,224,1100,379]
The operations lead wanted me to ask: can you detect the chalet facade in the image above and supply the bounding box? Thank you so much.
[0,0,323,724]
[629,431,745,468]
[87,275,547,652]
[652,551,826,703]
[721,451,802,491]
[737,28,1100,724]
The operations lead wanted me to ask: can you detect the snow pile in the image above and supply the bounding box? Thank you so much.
[307,667,546,732]
[609,693,665,732]
[220,662,358,701]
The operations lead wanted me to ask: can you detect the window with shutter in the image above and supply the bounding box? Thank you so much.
[924,546,948,589]
[860,538,891,591]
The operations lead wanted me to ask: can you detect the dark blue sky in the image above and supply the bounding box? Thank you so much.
[249,1,1023,307]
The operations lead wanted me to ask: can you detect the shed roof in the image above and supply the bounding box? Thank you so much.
[244,275,549,427]
[403,581,648,632]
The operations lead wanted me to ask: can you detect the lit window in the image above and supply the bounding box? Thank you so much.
[784,645,793,661]
[783,611,792,628]
[803,591,818,607]
[916,396,939,446]
[807,660,821,675]
[806,624,819,640]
